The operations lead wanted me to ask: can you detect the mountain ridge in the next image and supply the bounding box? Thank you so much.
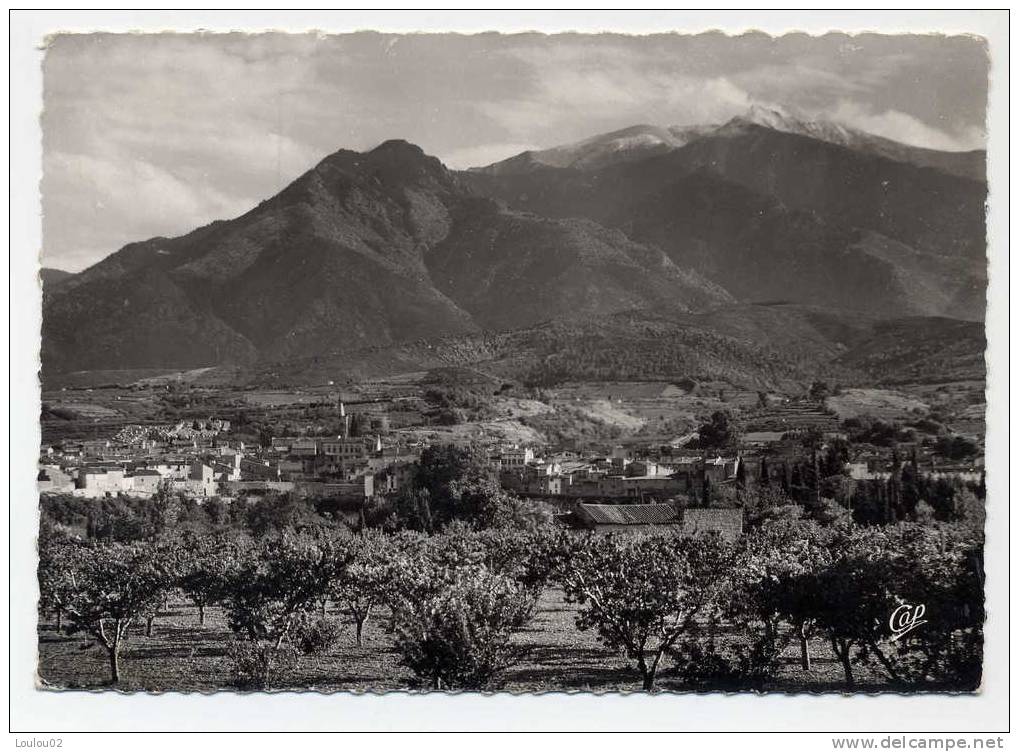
[42,111,987,380]
[42,139,729,375]
[463,118,986,322]
[475,105,986,181]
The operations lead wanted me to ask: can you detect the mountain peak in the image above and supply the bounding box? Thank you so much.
[474,124,707,174]
[720,104,853,144]
[370,139,427,157]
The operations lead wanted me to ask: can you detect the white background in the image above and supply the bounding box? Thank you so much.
[6,7,1013,739]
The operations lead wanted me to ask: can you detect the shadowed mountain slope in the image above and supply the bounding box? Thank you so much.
[42,141,727,374]
[464,119,986,321]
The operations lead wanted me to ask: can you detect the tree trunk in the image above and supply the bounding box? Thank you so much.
[109,645,121,684]
[145,615,155,637]
[637,653,656,691]
[641,670,656,691]
[832,639,854,689]
[106,623,125,685]
[355,614,368,646]
[55,608,62,632]
[320,599,327,618]
[868,641,903,685]
[800,635,812,672]
[840,653,854,689]
[198,604,205,626]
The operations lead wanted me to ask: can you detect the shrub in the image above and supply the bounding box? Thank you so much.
[296,617,343,656]
[842,416,914,447]
[670,627,775,690]
[228,640,300,690]
[435,407,467,426]
[933,435,980,461]
[391,565,536,690]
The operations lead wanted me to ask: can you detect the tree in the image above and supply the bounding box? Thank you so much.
[37,534,85,631]
[245,492,331,538]
[222,532,340,648]
[933,435,979,461]
[791,526,910,688]
[348,412,370,437]
[671,520,827,689]
[331,530,394,646]
[953,488,985,531]
[821,438,850,477]
[697,411,740,450]
[808,381,830,403]
[854,525,984,689]
[390,563,536,690]
[927,477,959,521]
[819,475,856,511]
[741,485,802,529]
[435,407,466,426]
[176,532,247,626]
[753,519,844,674]
[390,487,435,532]
[415,444,493,501]
[59,542,175,684]
[735,459,747,489]
[486,494,556,532]
[558,533,730,691]
[408,444,534,530]
[799,427,825,451]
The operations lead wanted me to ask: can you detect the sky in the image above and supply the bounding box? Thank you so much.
[42,31,989,272]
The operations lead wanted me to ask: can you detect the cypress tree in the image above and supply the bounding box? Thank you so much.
[790,463,806,504]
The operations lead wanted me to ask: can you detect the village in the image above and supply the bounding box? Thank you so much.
[37,386,984,539]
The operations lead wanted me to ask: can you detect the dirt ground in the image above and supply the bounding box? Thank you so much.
[37,589,890,695]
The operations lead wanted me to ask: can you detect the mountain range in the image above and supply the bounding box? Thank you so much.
[480,106,984,181]
[41,106,988,385]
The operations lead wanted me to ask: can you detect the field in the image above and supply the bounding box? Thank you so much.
[40,362,987,452]
[38,589,886,694]
[826,388,929,421]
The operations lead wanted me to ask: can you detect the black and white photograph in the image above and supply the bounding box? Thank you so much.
[9,8,1010,740]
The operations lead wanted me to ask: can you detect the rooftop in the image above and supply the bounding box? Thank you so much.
[576,503,678,526]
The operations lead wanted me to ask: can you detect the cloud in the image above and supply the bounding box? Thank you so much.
[474,43,755,142]
[41,34,334,270]
[43,150,254,272]
[39,32,989,271]
[830,101,986,152]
